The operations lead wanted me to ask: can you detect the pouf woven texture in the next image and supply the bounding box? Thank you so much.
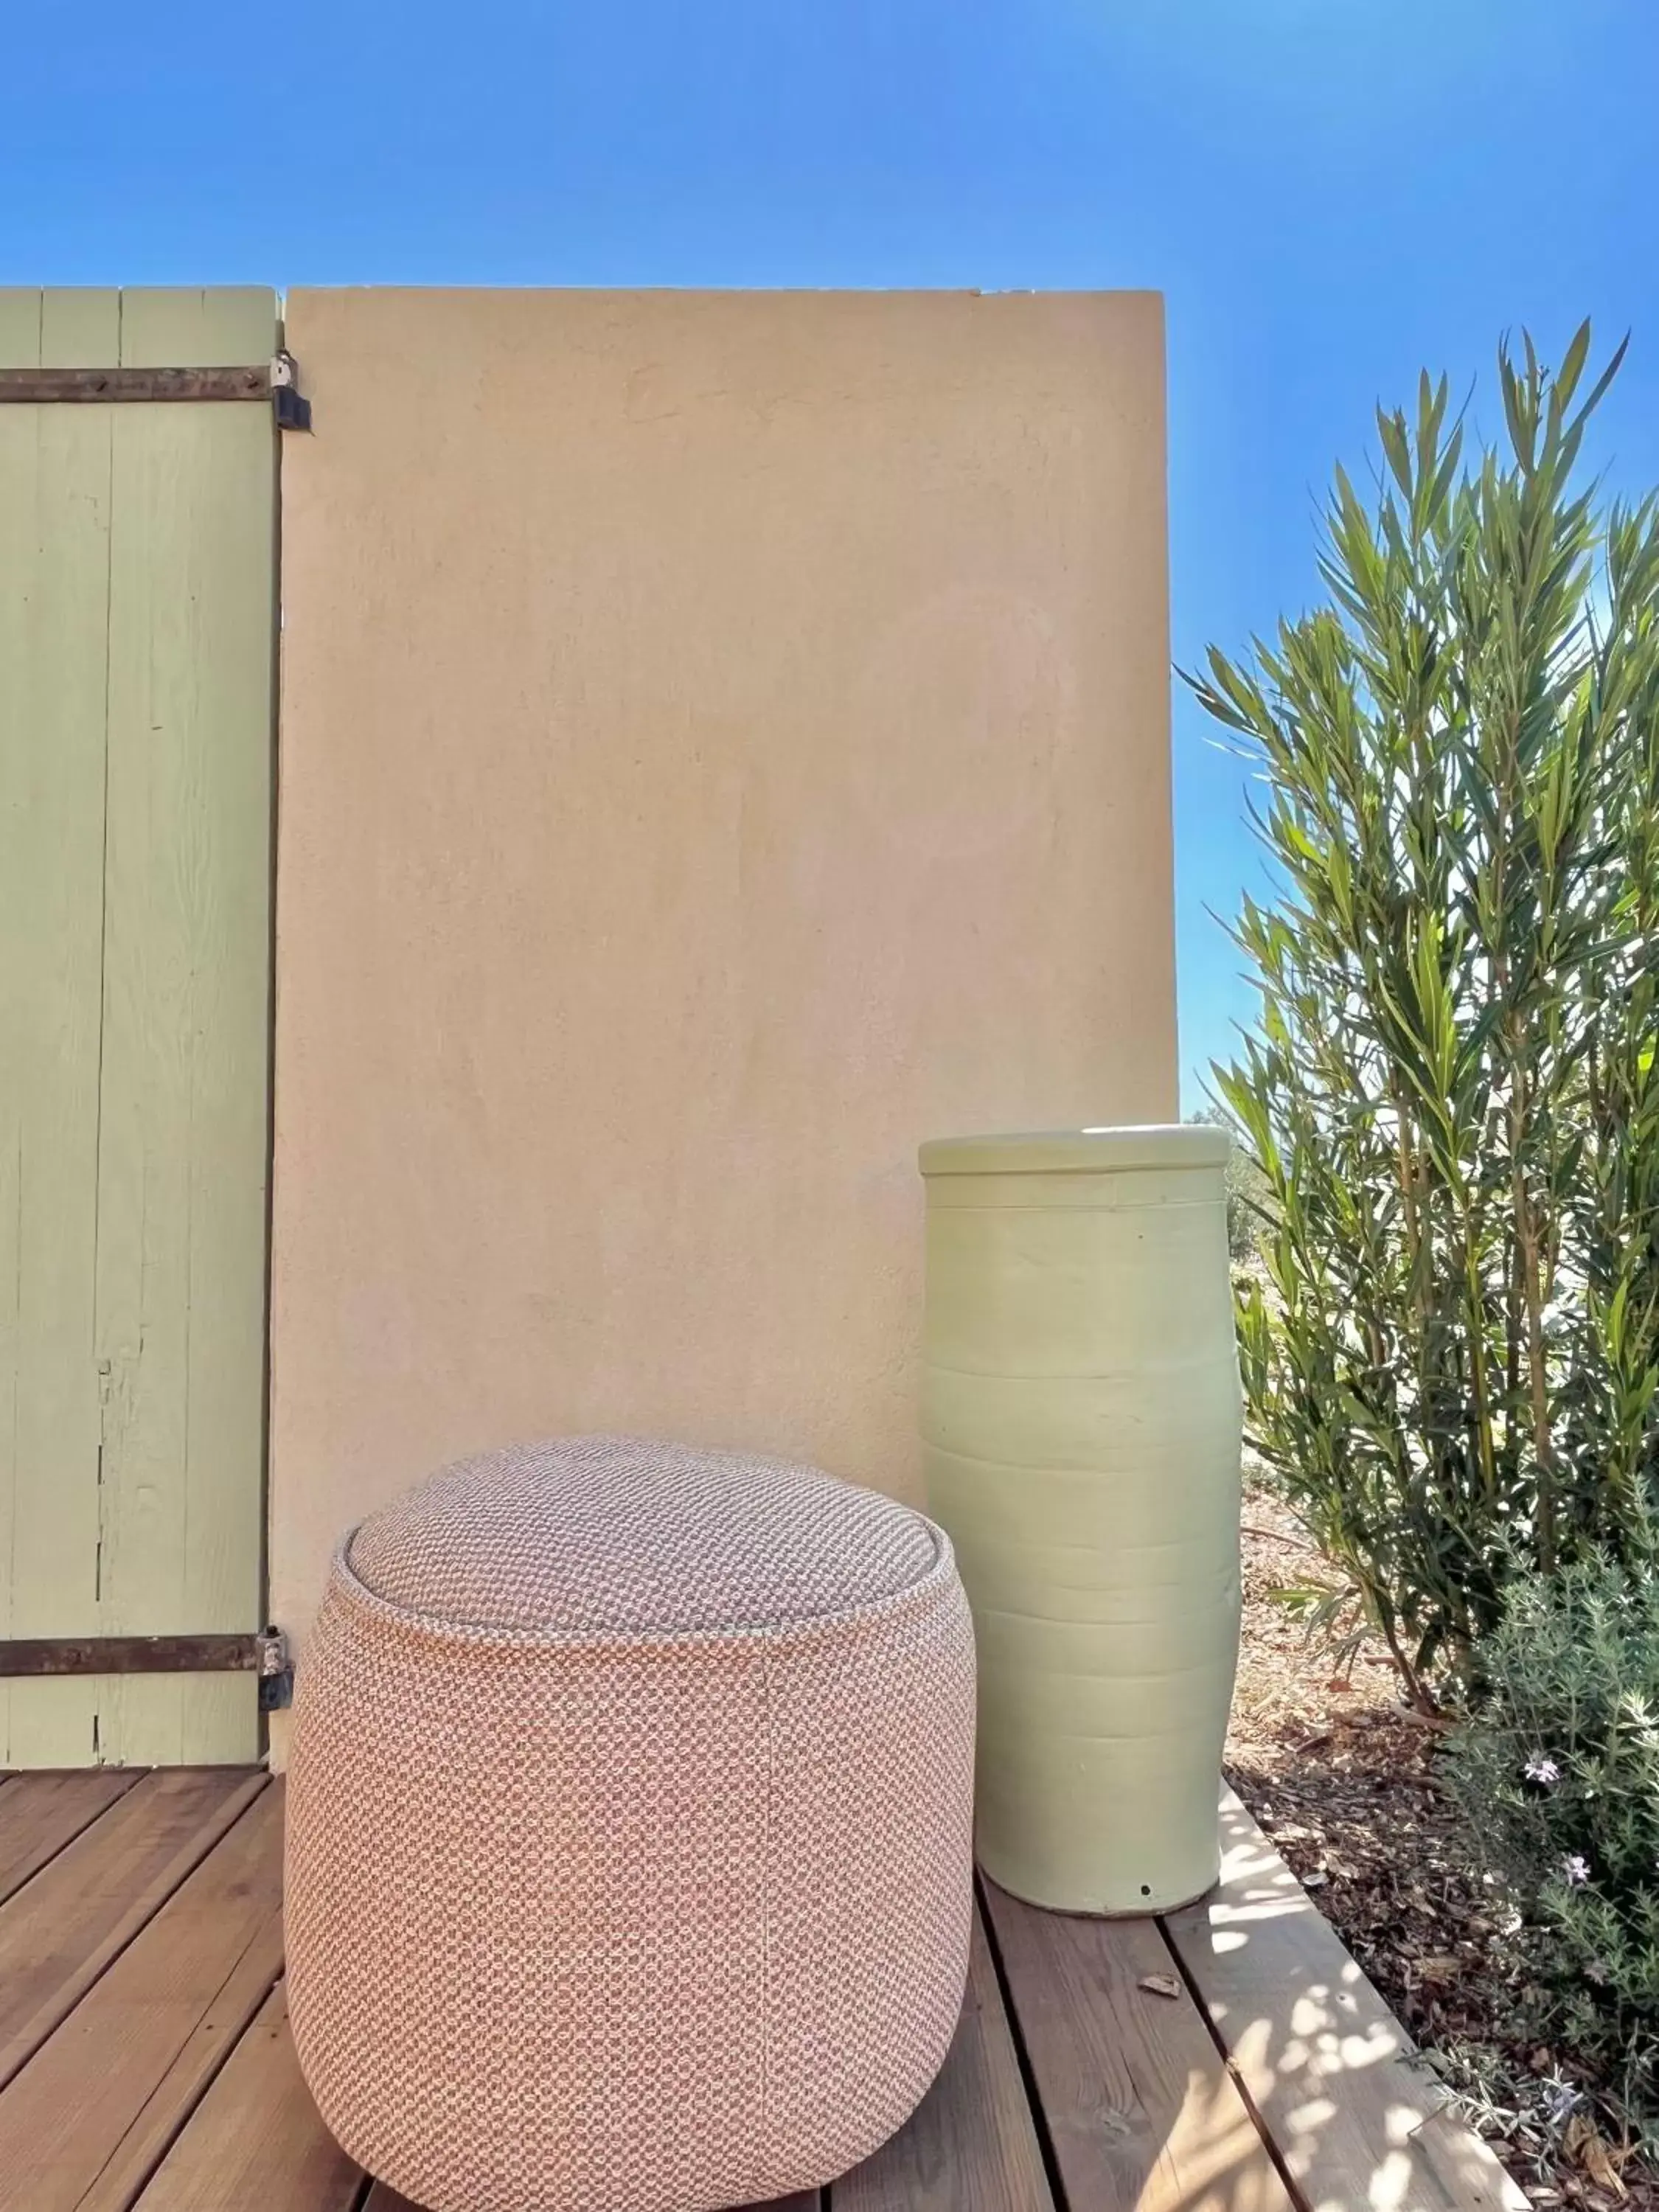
[285,1436,977,2212]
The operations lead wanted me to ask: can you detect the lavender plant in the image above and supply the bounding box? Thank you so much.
[1441,1554,1659,2137]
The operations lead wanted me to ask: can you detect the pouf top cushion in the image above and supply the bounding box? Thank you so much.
[344,1433,943,1637]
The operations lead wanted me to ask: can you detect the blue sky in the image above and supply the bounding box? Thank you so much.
[9,0,1658,1103]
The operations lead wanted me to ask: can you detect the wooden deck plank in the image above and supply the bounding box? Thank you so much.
[78,1900,285,2212]
[0,1779,280,2211]
[130,1981,360,2212]
[1163,1789,1527,2212]
[837,1905,1054,2212]
[983,1874,1298,2212]
[0,1768,141,1905]
[0,1767,265,2092]
[0,1766,1534,2212]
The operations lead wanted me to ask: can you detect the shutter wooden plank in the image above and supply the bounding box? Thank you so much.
[131,1980,361,2212]
[93,288,278,1765]
[981,1875,1296,2212]
[1163,1790,1526,2212]
[836,1905,1054,2212]
[0,291,44,366]
[0,1770,142,1906]
[0,1768,265,2092]
[0,1778,279,2211]
[0,288,116,1767]
[119,290,278,371]
[0,291,41,1750]
[40,290,124,370]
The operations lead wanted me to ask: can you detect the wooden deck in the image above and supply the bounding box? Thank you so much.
[0,1767,1524,2212]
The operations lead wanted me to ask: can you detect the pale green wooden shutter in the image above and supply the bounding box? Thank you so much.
[0,288,277,1765]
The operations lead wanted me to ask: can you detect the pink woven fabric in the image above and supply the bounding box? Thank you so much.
[285,1436,976,2212]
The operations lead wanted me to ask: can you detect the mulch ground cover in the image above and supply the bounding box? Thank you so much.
[1229,1484,1654,2209]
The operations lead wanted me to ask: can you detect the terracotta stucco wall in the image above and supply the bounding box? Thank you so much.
[270,287,1177,1705]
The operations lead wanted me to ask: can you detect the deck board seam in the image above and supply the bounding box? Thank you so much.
[0,1770,270,2097]
[0,1770,144,1909]
[74,1910,287,2211]
[1152,1908,1315,2212]
[971,1870,1068,2212]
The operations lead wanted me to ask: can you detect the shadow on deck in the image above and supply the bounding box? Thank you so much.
[0,1770,1522,2210]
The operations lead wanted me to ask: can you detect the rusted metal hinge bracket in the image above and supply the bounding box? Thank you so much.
[0,1627,293,1711]
[268,351,310,431]
[257,1627,294,1711]
[0,352,311,430]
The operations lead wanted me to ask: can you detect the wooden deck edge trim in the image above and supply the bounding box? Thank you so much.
[1164,1787,1529,2212]
[0,1769,145,1908]
[973,1871,1072,2212]
[0,1770,270,2096]
[1153,1905,1315,2212]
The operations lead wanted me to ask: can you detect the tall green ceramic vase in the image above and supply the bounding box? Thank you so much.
[919,1126,1242,1913]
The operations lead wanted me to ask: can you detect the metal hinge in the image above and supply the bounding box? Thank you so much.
[0,1624,294,1711]
[268,351,311,432]
[257,1626,293,1712]
[0,352,312,431]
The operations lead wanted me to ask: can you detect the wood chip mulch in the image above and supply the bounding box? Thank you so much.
[1228,1482,1655,2210]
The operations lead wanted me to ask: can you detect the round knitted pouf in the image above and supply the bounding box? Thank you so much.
[285,1436,976,2212]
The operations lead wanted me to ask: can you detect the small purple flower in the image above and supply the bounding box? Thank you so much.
[1561,1854,1590,1888]
[1525,1754,1562,1786]
[1543,2081,1583,2126]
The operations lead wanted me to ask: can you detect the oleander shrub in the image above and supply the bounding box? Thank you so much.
[1188,1107,1270,1262]
[1441,1553,1659,2135]
[1191,325,1659,1708]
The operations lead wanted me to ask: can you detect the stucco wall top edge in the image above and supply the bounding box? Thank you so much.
[279,283,1164,307]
